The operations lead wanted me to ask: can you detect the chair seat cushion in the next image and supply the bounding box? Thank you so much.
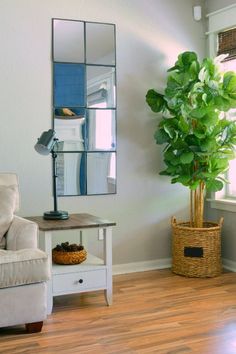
[0,249,50,289]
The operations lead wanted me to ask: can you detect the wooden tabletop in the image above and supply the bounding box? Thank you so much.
[26,213,116,231]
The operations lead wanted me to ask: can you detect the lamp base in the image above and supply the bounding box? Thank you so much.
[43,210,69,220]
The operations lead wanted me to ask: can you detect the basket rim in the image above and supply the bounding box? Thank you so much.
[171,216,223,231]
[52,249,86,255]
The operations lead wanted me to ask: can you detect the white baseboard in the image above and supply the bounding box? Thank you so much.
[112,258,236,275]
[222,258,236,272]
[112,258,171,275]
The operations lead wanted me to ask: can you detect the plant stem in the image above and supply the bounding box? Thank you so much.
[192,182,205,228]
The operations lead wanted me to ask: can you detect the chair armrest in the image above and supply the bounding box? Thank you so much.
[6,216,38,250]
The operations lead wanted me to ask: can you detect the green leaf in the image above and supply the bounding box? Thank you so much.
[189,180,200,190]
[211,158,229,172]
[189,60,200,79]
[201,111,219,126]
[154,129,169,144]
[191,107,207,119]
[163,124,175,139]
[193,129,206,139]
[180,151,194,164]
[223,71,236,99]
[201,57,216,79]
[164,149,176,162]
[146,89,165,112]
[206,179,224,192]
[178,116,189,133]
[201,138,216,152]
[178,51,198,68]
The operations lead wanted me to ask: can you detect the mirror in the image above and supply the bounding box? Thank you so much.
[53,19,84,63]
[52,19,116,196]
[86,22,115,65]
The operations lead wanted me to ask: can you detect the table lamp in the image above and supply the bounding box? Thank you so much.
[34,129,69,220]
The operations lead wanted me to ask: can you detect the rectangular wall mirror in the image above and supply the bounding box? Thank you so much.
[52,18,116,196]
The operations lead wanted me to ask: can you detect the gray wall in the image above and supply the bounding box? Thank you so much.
[0,0,205,266]
[206,0,236,13]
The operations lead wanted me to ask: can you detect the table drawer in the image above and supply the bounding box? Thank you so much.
[53,269,107,294]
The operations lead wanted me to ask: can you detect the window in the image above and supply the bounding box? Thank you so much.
[221,59,236,200]
[207,5,236,211]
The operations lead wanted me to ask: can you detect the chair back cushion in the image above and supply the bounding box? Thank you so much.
[0,185,18,248]
[0,174,19,211]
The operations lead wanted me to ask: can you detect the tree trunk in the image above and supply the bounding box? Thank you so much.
[190,182,205,228]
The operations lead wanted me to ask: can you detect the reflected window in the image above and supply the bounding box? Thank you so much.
[87,108,116,151]
[87,66,116,108]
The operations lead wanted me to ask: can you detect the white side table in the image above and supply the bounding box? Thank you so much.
[26,213,115,314]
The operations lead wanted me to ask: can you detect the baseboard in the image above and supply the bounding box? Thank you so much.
[112,258,236,275]
[222,258,236,272]
[112,258,171,275]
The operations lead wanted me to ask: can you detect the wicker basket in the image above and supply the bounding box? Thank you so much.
[52,249,87,265]
[171,217,223,278]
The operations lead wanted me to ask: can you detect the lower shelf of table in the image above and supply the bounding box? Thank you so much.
[52,253,108,296]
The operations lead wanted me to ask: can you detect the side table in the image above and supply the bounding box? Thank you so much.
[26,213,116,314]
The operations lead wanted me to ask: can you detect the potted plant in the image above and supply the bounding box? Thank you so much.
[146,51,236,277]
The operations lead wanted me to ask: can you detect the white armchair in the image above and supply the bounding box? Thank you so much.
[0,173,50,333]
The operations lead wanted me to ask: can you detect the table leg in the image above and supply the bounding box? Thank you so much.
[104,227,112,305]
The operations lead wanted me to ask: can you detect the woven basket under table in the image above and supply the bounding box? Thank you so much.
[52,249,87,265]
[171,217,223,278]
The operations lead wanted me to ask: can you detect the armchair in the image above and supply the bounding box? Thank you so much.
[0,173,50,333]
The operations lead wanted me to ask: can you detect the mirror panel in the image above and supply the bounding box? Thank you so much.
[57,152,86,196]
[86,22,115,65]
[53,19,84,63]
[52,18,116,196]
[87,66,116,108]
[87,109,116,151]
[54,63,85,107]
[87,152,116,195]
[54,109,86,151]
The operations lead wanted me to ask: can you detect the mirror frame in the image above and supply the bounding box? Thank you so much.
[52,18,117,196]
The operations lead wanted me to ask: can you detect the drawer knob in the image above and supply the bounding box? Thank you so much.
[78,279,83,284]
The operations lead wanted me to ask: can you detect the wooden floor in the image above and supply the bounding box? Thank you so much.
[1,269,236,354]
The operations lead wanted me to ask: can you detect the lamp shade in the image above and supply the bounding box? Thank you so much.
[34,129,56,155]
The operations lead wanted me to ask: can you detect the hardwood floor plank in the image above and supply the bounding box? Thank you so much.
[1,269,236,353]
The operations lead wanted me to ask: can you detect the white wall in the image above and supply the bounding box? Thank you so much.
[0,0,205,265]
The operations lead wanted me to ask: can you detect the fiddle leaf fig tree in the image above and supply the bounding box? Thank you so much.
[146,51,236,228]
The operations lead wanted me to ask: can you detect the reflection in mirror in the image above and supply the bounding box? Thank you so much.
[87,109,116,151]
[54,63,85,107]
[87,152,116,195]
[54,108,85,151]
[53,19,84,63]
[86,23,115,65]
[57,152,86,196]
[87,66,116,108]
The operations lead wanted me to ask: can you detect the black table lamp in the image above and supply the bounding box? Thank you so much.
[34,129,69,220]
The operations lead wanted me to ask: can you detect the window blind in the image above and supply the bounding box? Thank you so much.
[218,28,236,60]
